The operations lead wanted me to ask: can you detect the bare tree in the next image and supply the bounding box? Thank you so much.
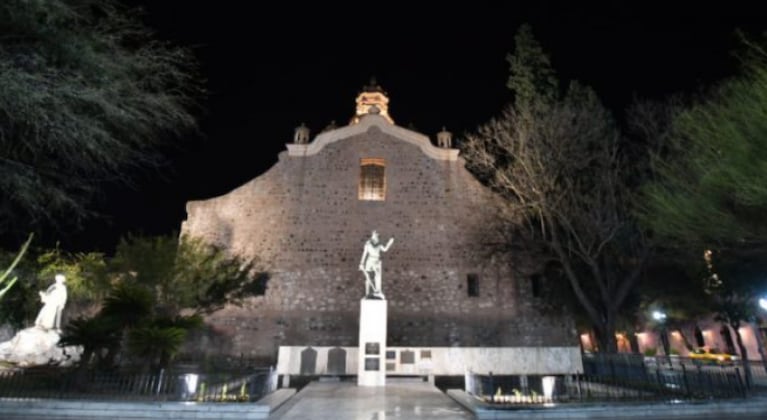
[462,83,649,352]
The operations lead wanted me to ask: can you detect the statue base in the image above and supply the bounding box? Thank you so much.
[0,326,81,367]
[357,298,387,386]
[364,292,386,300]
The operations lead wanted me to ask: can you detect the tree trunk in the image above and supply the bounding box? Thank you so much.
[732,322,753,389]
[594,314,618,354]
[628,327,640,354]
[673,326,693,352]
[751,322,767,374]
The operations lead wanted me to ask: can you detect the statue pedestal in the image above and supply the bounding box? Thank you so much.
[357,298,387,386]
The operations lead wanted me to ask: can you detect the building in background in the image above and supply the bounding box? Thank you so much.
[181,82,578,362]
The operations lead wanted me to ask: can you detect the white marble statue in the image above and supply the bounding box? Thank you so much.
[34,274,67,331]
[359,230,394,299]
[0,274,81,366]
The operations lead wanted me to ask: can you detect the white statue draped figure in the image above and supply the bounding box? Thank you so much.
[359,230,394,299]
[34,274,67,331]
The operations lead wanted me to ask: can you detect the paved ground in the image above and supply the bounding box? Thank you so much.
[270,380,473,420]
[272,380,767,420]
[4,380,767,419]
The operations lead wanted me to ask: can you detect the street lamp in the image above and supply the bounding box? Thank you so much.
[757,297,767,374]
[652,310,671,363]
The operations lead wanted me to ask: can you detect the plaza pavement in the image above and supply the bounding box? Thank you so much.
[269,379,473,419]
[3,379,767,419]
[270,379,767,420]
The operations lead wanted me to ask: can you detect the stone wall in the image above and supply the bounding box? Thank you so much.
[181,117,576,360]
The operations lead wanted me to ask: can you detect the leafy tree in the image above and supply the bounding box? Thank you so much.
[99,282,154,329]
[0,0,203,233]
[0,244,107,327]
[36,247,110,302]
[60,233,263,369]
[111,234,263,316]
[0,234,32,300]
[462,24,649,352]
[59,282,153,369]
[128,325,188,370]
[506,24,559,110]
[636,37,767,382]
[59,316,121,368]
[639,37,767,252]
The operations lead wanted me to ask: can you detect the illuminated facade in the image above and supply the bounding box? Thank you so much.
[181,85,577,361]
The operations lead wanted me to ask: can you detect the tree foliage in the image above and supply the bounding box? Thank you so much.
[59,233,264,369]
[0,0,203,232]
[639,37,767,251]
[636,38,767,375]
[506,23,558,110]
[0,244,107,327]
[0,234,32,300]
[59,315,121,368]
[127,325,188,370]
[111,234,264,316]
[462,24,649,352]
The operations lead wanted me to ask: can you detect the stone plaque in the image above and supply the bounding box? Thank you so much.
[420,350,432,359]
[300,347,317,375]
[386,350,396,360]
[364,357,380,371]
[365,342,380,355]
[327,347,346,375]
[400,350,415,364]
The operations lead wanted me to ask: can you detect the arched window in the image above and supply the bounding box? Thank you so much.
[359,158,386,200]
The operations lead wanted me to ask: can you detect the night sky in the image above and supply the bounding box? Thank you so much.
[63,2,766,252]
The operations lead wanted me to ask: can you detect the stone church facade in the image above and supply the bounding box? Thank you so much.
[181,84,576,360]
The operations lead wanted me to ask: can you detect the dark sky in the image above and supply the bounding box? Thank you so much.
[64,2,766,251]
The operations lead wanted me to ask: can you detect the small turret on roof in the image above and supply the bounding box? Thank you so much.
[351,77,394,124]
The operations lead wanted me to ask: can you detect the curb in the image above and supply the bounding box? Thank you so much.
[446,389,767,419]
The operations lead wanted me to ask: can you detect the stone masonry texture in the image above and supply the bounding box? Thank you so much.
[181,120,577,360]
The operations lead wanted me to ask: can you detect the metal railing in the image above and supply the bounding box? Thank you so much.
[465,353,749,405]
[0,366,277,402]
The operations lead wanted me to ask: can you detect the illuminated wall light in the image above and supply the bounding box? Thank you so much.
[739,327,752,344]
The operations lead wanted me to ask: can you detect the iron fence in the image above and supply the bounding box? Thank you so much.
[465,353,749,406]
[0,366,277,402]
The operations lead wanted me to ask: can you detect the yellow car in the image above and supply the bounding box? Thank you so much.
[690,348,738,366]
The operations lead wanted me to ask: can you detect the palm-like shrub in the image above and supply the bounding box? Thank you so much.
[59,316,120,367]
[128,325,188,370]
